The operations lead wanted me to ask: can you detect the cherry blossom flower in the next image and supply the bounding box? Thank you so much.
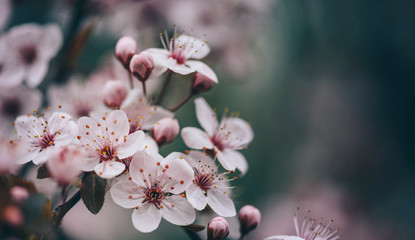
[110,151,195,233]
[146,28,218,82]
[14,111,78,165]
[181,98,253,174]
[0,23,63,88]
[265,209,340,240]
[77,110,145,178]
[185,150,236,217]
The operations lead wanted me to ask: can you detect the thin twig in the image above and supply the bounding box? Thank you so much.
[128,71,134,89]
[142,81,147,97]
[169,92,193,112]
[53,190,81,228]
[155,71,173,105]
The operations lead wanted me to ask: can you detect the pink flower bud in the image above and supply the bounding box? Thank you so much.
[191,73,214,94]
[207,217,230,240]
[238,205,261,235]
[46,145,87,184]
[115,36,137,68]
[3,205,24,226]
[102,80,128,109]
[152,118,179,145]
[10,186,29,203]
[129,52,155,82]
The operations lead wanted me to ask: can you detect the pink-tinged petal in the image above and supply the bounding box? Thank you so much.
[187,150,216,169]
[215,149,236,172]
[162,152,194,194]
[15,115,44,137]
[207,189,236,217]
[0,63,24,87]
[32,149,51,165]
[160,195,195,226]
[25,61,48,88]
[222,149,248,175]
[181,127,213,150]
[53,121,78,146]
[150,51,168,77]
[16,151,38,164]
[110,180,143,209]
[106,110,130,140]
[39,24,62,59]
[186,60,218,83]
[166,58,194,75]
[129,151,163,186]
[132,203,162,233]
[145,48,169,56]
[195,98,218,137]
[117,130,145,159]
[175,35,210,59]
[265,236,304,240]
[77,117,102,148]
[48,112,73,133]
[186,183,208,211]
[219,117,254,148]
[94,161,125,179]
[81,156,100,172]
[143,134,159,153]
[141,106,174,130]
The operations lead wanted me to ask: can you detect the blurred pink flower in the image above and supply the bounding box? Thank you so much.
[181,98,253,174]
[110,151,195,232]
[152,117,180,145]
[0,23,62,87]
[208,217,230,240]
[185,150,236,217]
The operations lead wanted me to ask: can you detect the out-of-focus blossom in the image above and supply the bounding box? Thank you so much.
[147,31,218,82]
[0,23,63,88]
[46,145,88,184]
[77,110,145,178]
[191,72,215,94]
[185,151,236,217]
[181,98,253,174]
[10,186,29,203]
[265,209,340,240]
[0,85,42,134]
[239,205,261,235]
[48,77,105,120]
[0,0,11,31]
[110,151,195,233]
[207,217,230,240]
[3,205,24,226]
[0,138,24,174]
[152,117,179,145]
[121,89,173,133]
[102,80,128,109]
[115,36,137,69]
[14,111,78,165]
[129,51,155,82]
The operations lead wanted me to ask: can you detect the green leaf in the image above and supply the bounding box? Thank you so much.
[80,172,106,215]
[183,224,206,232]
[37,165,50,179]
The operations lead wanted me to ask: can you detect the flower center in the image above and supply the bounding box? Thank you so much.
[211,132,227,151]
[98,145,117,162]
[38,134,55,149]
[169,48,186,64]
[194,173,214,191]
[19,44,37,65]
[144,183,165,207]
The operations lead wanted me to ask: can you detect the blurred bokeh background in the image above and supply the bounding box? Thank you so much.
[1,0,415,239]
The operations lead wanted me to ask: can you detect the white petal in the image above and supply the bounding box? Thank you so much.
[53,121,78,147]
[215,149,237,172]
[195,98,218,137]
[146,48,169,56]
[117,130,145,159]
[219,117,254,148]
[186,183,208,211]
[129,151,163,186]
[0,62,24,87]
[181,127,213,150]
[110,180,142,209]
[106,110,130,141]
[175,35,210,59]
[77,116,102,148]
[143,134,159,153]
[162,152,194,194]
[39,24,63,59]
[222,149,248,175]
[31,149,50,165]
[166,58,194,75]
[81,156,100,171]
[161,195,195,226]
[141,106,174,130]
[25,61,48,88]
[186,60,218,83]
[132,203,162,233]
[94,161,125,179]
[188,150,216,169]
[264,236,304,240]
[207,189,236,217]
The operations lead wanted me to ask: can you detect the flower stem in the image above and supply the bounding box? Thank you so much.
[169,92,193,112]
[53,190,81,228]
[182,226,202,240]
[155,71,173,105]
[142,81,147,97]
[128,71,134,89]
[239,234,247,240]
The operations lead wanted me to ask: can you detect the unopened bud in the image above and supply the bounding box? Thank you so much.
[10,186,29,203]
[129,52,155,82]
[115,36,138,68]
[152,118,179,145]
[207,217,230,240]
[102,80,128,109]
[238,205,261,235]
[3,205,24,226]
[191,73,214,94]
[46,145,87,184]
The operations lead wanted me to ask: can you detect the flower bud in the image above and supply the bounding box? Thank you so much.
[10,186,29,203]
[207,217,230,240]
[191,72,214,94]
[238,205,261,235]
[115,36,137,68]
[102,80,128,109]
[129,52,155,82]
[152,118,179,145]
[46,145,87,184]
